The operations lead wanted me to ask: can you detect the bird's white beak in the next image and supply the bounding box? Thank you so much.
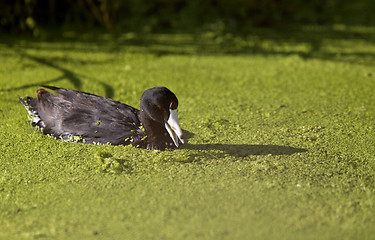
[165,109,184,147]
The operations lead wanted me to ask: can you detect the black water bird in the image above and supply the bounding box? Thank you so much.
[19,86,184,150]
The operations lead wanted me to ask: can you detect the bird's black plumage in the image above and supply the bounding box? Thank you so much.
[19,86,184,150]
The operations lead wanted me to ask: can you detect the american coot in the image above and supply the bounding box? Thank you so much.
[19,86,184,150]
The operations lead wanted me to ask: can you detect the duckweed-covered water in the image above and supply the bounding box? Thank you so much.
[1,27,375,239]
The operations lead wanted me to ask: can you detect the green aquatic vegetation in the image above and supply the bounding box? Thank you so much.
[95,150,130,174]
[0,26,375,239]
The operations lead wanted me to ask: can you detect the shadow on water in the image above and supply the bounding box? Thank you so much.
[182,143,307,157]
[88,25,375,66]
[180,130,307,157]
[0,50,114,98]
[2,25,375,97]
[0,54,81,93]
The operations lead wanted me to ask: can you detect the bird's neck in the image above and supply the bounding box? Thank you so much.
[139,112,171,150]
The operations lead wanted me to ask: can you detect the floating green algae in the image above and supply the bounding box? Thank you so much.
[95,150,131,174]
[1,28,375,239]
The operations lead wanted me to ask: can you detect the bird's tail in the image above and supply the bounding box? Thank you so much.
[19,97,45,130]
